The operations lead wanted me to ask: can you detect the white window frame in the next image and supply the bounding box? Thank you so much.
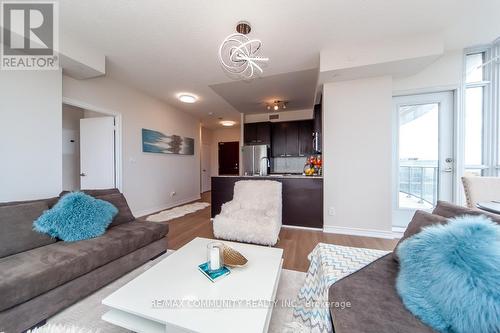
[462,46,492,175]
[460,42,500,187]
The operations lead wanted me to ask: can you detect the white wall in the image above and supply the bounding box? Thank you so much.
[393,50,463,93]
[320,33,443,72]
[62,104,84,191]
[63,75,201,216]
[210,127,241,176]
[323,76,393,237]
[201,127,213,145]
[0,70,62,201]
[244,109,313,123]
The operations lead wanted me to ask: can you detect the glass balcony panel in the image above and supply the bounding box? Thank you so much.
[398,103,439,209]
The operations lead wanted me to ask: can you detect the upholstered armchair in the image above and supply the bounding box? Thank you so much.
[462,176,500,208]
[213,180,282,246]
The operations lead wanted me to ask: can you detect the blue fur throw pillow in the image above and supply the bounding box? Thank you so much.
[396,215,500,333]
[33,192,118,242]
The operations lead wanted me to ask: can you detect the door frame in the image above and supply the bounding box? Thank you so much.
[62,97,123,192]
[391,91,456,229]
[200,143,211,193]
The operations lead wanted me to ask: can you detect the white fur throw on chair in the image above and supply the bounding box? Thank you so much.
[213,180,282,246]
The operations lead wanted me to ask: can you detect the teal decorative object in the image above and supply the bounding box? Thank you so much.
[396,215,500,333]
[142,128,194,155]
[33,192,118,242]
[198,262,230,282]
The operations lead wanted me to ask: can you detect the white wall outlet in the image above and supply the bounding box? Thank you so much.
[170,191,176,197]
[329,207,336,216]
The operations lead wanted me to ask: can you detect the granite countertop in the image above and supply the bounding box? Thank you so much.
[214,174,323,179]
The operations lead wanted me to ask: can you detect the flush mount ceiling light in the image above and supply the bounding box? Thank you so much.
[220,120,236,127]
[218,21,269,79]
[266,100,288,111]
[178,93,198,103]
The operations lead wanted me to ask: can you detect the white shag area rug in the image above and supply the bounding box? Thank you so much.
[146,202,210,222]
[43,251,307,333]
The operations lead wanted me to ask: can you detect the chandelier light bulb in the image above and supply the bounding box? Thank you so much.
[273,104,279,111]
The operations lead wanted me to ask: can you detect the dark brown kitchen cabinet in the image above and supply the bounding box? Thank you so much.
[298,120,313,156]
[244,122,271,145]
[271,122,287,157]
[244,123,257,144]
[271,120,313,157]
[284,122,299,157]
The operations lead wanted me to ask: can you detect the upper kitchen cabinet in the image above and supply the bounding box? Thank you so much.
[284,121,299,156]
[271,122,287,157]
[244,122,271,145]
[271,120,313,157]
[298,120,313,156]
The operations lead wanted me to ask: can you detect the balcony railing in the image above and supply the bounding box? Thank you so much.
[399,164,438,206]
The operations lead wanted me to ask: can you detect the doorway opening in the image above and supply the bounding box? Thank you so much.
[218,141,239,175]
[62,103,120,191]
[392,91,455,228]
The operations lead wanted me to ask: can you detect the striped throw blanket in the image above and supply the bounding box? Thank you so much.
[293,243,389,333]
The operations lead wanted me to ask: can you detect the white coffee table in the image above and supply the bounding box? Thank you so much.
[102,237,284,333]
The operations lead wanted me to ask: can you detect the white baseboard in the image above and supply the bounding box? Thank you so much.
[391,227,405,239]
[282,225,322,231]
[323,225,398,239]
[133,195,202,218]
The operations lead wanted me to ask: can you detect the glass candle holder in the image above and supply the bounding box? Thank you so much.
[207,242,224,272]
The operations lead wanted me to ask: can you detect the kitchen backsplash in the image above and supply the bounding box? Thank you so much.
[272,157,307,174]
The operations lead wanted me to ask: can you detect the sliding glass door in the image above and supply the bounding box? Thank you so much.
[393,92,454,228]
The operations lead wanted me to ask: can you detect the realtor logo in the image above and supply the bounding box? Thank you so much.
[1,1,58,70]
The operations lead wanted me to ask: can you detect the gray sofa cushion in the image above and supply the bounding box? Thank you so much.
[59,188,120,197]
[0,221,168,312]
[59,189,134,227]
[433,200,500,224]
[329,254,436,333]
[0,197,59,208]
[0,201,57,258]
[96,193,135,227]
[393,211,448,262]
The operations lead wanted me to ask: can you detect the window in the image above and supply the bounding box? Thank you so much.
[464,52,488,175]
[462,45,500,178]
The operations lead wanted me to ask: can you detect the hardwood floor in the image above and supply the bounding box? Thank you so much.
[142,191,398,272]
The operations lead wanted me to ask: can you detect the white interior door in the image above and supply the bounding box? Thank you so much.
[393,92,454,228]
[201,144,211,192]
[80,117,115,190]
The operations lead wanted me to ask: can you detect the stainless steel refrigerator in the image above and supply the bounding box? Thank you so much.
[242,145,269,176]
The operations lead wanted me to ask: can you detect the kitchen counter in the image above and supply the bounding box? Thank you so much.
[211,176,323,228]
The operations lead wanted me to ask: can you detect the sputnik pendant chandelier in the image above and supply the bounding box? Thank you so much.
[218,21,269,79]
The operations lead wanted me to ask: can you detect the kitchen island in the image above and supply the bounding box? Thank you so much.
[211,175,323,229]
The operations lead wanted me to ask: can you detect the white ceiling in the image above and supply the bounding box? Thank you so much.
[210,69,318,114]
[59,0,500,128]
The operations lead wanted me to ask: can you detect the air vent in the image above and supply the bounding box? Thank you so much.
[269,114,280,120]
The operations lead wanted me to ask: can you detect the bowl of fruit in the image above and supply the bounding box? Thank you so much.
[303,155,322,176]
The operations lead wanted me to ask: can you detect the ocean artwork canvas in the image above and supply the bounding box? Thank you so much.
[142,129,194,155]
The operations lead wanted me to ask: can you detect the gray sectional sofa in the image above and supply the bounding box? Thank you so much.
[328,201,500,333]
[0,189,168,333]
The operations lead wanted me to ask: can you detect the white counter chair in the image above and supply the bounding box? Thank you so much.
[462,176,500,208]
[213,180,282,246]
